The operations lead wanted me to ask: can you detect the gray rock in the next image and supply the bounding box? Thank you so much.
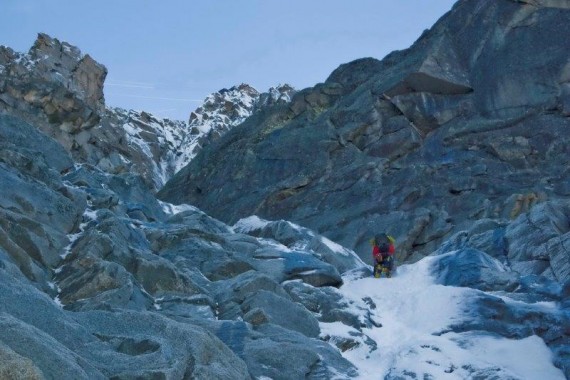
[283,279,381,330]
[0,265,250,379]
[0,313,106,379]
[252,324,358,379]
[443,290,570,377]
[0,269,108,379]
[186,319,358,380]
[156,293,217,320]
[432,248,520,291]
[29,33,106,112]
[167,208,232,235]
[57,212,206,309]
[210,270,289,320]
[505,200,570,282]
[0,342,44,380]
[158,0,570,276]
[74,310,251,380]
[0,115,85,290]
[147,226,255,282]
[515,274,563,302]
[242,290,321,337]
[235,218,365,274]
[243,307,269,326]
[0,37,104,154]
[0,113,73,173]
[0,165,81,235]
[150,214,343,287]
[247,246,343,287]
[55,254,154,312]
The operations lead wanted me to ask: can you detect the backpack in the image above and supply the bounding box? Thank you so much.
[375,233,391,254]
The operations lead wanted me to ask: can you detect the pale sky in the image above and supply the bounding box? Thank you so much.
[0,1,457,121]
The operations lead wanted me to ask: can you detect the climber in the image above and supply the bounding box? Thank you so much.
[371,233,395,278]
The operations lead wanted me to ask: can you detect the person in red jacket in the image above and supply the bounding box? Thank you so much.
[372,233,395,278]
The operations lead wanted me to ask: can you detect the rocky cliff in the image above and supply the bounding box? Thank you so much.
[158,0,570,284]
[1,1,570,378]
[0,109,364,378]
[1,34,294,191]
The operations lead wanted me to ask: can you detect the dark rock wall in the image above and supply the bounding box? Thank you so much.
[158,1,570,278]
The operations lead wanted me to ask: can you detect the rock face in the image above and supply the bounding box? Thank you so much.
[0,33,106,132]
[0,33,173,190]
[158,0,570,285]
[185,83,296,163]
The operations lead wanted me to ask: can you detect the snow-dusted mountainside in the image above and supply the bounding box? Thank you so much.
[1,35,294,191]
[107,83,296,188]
[185,83,296,164]
[159,0,570,277]
[105,108,188,187]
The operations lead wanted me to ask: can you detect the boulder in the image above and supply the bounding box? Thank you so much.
[242,290,321,337]
[74,310,251,380]
[444,289,570,377]
[432,248,520,291]
[210,270,289,320]
[197,320,358,380]
[289,280,381,329]
[234,217,365,274]
[0,342,44,380]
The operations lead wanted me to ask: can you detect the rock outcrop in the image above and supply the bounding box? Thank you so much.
[0,111,363,378]
[158,0,570,285]
[0,33,106,132]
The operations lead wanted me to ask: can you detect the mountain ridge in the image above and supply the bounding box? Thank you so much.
[1,33,295,190]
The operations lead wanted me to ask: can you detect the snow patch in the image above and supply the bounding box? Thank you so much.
[234,215,271,233]
[321,236,353,257]
[53,295,64,308]
[61,208,98,259]
[159,200,199,215]
[320,321,361,341]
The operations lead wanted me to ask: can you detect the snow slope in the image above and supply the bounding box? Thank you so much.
[236,216,566,379]
[328,255,565,379]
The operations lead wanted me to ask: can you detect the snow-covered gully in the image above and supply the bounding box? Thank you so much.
[325,256,564,379]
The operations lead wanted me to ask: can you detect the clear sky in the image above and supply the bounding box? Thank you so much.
[1,0,457,121]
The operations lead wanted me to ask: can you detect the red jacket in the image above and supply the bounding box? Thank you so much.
[373,244,395,260]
